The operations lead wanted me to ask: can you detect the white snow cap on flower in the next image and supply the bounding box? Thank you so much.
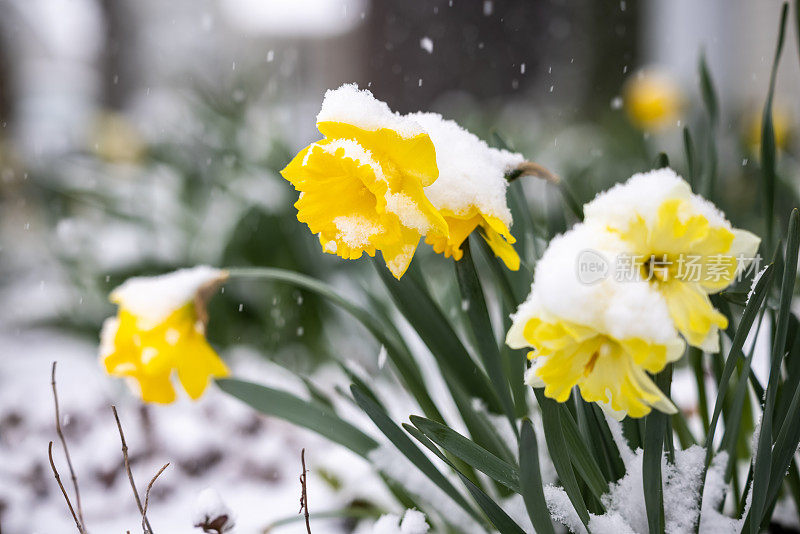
[583,167,761,276]
[507,224,678,345]
[584,168,728,231]
[411,111,523,226]
[316,83,425,139]
[192,488,235,532]
[372,509,429,534]
[110,266,227,327]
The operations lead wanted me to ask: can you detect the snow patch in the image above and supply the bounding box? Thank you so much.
[192,488,235,531]
[371,509,429,533]
[333,215,383,248]
[546,417,749,534]
[368,444,482,533]
[322,138,386,181]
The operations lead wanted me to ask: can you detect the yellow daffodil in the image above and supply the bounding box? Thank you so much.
[744,104,792,154]
[426,210,520,270]
[623,69,683,132]
[410,112,523,270]
[281,84,448,279]
[90,111,146,164]
[100,266,230,403]
[584,168,760,351]
[506,225,684,418]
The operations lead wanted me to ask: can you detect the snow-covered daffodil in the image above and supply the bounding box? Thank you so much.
[584,168,760,351]
[100,266,230,403]
[411,112,523,270]
[281,84,448,279]
[623,69,683,132]
[506,225,684,418]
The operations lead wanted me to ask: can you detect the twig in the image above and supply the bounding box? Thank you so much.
[48,441,86,533]
[142,463,169,534]
[507,161,560,184]
[51,361,86,528]
[299,448,311,534]
[112,405,154,534]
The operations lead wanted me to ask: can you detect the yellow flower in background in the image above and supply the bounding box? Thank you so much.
[623,69,684,131]
[90,111,146,164]
[100,266,230,403]
[281,84,448,279]
[506,225,684,418]
[410,112,523,271]
[584,168,760,351]
[744,104,792,154]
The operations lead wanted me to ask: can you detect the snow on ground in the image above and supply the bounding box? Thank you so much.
[0,328,380,533]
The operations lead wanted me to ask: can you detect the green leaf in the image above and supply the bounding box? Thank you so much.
[704,264,774,463]
[751,208,797,533]
[750,207,799,532]
[683,127,696,185]
[448,377,516,464]
[689,347,710,432]
[225,267,443,423]
[653,152,669,169]
[766,383,800,514]
[374,262,501,413]
[217,378,377,457]
[558,180,584,221]
[671,411,698,449]
[458,472,527,534]
[560,405,609,502]
[698,53,719,125]
[695,263,773,532]
[403,424,526,534]
[298,374,335,410]
[643,366,671,534]
[455,240,518,436]
[410,415,520,492]
[263,506,383,530]
[349,385,483,524]
[519,419,557,534]
[534,390,591,527]
[720,308,767,482]
[337,361,385,411]
[760,2,789,252]
[584,402,626,482]
[698,53,719,198]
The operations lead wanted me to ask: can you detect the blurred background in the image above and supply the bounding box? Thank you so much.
[0,0,798,532]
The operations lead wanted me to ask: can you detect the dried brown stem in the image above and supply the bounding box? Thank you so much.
[112,405,154,534]
[48,441,86,533]
[142,463,169,534]
[51,361,86,528]
[299,448,311,534]
[511,161,560,184]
